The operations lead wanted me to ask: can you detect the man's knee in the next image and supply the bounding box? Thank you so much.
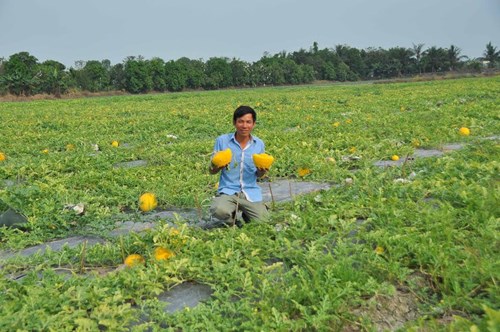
[242,202,269,222]
[256,205,270,221]
[210,203,233,221]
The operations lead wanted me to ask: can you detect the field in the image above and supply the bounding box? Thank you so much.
[0,77,499,330]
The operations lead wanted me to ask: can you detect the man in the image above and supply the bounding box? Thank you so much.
[209,105,269,225]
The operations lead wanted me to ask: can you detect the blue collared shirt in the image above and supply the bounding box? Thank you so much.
[213,133,265,202]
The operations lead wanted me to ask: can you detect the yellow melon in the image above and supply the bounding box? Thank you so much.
[212,149,232,167]
[252,153,274,169]
[139,192,157,212]
[459,127,470,136]
[298,167,311,177]
[0,152,6,162]
[154,247,175,261]
[124,254,145,267]
[375,246,385,255]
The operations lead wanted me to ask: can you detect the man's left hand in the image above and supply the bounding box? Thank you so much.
[257,168,268,178]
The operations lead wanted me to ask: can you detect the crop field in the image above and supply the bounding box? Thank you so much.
[0,77,499,330]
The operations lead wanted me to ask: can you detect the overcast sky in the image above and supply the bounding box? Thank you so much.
[1,0,499,67]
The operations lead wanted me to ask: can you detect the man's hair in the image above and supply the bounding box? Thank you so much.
[233,105,256,123]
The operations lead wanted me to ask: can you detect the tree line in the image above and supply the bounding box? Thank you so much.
[0,42,499,97]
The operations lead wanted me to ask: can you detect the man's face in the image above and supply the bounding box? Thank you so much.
[234,113,255,138]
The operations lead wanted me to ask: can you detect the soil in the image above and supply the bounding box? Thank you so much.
[343,289,420,331]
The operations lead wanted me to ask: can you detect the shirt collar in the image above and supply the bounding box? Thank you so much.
[230,132,256,143]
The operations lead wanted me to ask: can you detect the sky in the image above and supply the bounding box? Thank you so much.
[1,0,499,68]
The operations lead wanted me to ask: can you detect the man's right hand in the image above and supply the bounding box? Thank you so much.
[209,163,228,174]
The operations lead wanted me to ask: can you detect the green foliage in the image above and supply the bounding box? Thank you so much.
[148,57,166,92]
[483,42,500,68]
[1,52,40,96]
[164,60,187,92]
[230,58,250,87]
[124,57,152,94]
[109,63,126,90]
[422,46,449,73]
[36,60,68,96]
[203,57,233,90]
[177,57,205,89]
[73,60,111,92]
[2,43,498,97]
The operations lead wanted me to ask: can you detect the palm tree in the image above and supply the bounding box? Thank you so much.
[388,47,413,76]
[422,46,448,73]
[483,42,500,68]
[447,45,467,71]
